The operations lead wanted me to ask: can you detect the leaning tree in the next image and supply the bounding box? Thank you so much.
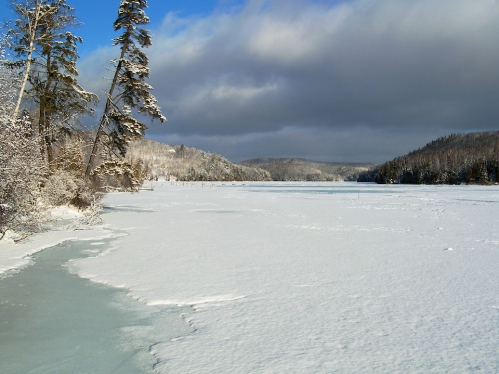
[85,0,166,186]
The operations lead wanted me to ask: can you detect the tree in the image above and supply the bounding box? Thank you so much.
[8,0,46,120]
[85,0,166,180]
[9,0,97,165]
[9,0,65,119]
[0,36,46,239]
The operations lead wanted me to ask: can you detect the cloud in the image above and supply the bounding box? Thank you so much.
[151,124,447,163]
[79,0,499,163]
[77,46,118,96]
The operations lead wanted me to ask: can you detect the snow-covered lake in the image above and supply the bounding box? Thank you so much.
[2,182,499,372]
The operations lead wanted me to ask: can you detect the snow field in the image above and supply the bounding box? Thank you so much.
[72,183,499,373]
[2,183,497,372]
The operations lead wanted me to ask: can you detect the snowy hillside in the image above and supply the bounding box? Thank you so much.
[126,138,271,181]
[358,131,499,184]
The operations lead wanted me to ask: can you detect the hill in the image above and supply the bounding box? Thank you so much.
[357,131,499,184]
[126,139,271,182]
[238,158,373,181]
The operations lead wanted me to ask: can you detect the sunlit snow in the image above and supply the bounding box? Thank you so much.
[2,182,499,373]
[75,182,499,373]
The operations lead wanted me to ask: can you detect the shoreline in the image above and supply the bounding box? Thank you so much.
[0,238,156,373]
[0,224,116,278]
[0,227,192,373]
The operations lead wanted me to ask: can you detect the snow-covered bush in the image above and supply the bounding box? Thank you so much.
[42,171,79,206]
[92,159,141,192]
[0,114,48,239]
[41,169,97,208]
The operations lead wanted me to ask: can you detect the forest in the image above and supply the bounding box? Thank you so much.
[238,158,372,182]
[0,0,164,239]
[357,132,499,185]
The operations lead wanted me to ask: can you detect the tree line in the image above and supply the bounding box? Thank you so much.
[357,132,499,184]
[238,158,372,181]
[0,0,164,239]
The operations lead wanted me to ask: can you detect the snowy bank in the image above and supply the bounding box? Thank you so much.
[0,206,114,276]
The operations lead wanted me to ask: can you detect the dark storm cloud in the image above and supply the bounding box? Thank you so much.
[80,0,499,163]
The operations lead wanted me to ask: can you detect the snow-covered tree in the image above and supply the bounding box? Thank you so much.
[0,37,46,239]
[9,0,97,165]
[9,0,64,118]
[85,0,166,181]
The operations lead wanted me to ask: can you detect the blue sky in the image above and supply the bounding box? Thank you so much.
[64,0,342,55]
[2,0,499,163]
[2,1,247,56]
[71,0,248,56]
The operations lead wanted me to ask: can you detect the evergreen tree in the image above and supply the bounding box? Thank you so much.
[9,0,97,165]
[85,0,166,181]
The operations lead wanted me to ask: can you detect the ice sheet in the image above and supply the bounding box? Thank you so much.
[0,222,114,276]
[72,182,499,373]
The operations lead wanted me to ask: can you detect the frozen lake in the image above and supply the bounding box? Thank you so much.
[0,239,190,373]
[1,182,499,372]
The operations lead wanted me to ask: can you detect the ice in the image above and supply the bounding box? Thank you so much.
[72,182,499,373]
[0,224,114,276]
[2,182,499,373]
[0,240,190,373]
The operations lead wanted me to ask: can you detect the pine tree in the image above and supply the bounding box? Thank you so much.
[9,0,98,165]
[85,0,166,181]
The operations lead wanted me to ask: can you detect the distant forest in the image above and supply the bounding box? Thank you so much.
[239,158,372,182]
[358,131,499,185]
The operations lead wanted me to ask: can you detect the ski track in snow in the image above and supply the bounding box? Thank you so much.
[4,182,499,373]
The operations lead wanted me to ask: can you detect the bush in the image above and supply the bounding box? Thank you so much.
[41,170,97,208]
[0,115,47,239]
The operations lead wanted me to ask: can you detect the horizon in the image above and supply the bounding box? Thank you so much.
[2,0,499,164]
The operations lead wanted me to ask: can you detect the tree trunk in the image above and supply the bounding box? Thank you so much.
[13,1,42,120]
[39,47,54,168]
[85,48,126,178]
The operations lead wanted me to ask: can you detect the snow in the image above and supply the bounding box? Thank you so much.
[0,206,114,275]
[2,182,499,372]
[76,182,499,373]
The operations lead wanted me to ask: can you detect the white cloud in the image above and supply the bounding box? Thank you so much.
[209,82,279,102]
